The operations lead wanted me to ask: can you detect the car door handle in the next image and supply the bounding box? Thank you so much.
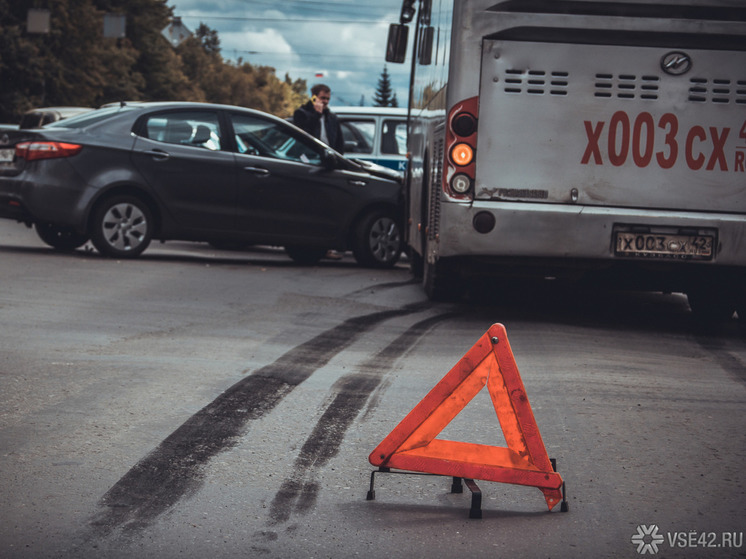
[348,179,367,187]
[142,149,170,160]
[244,166,270,176]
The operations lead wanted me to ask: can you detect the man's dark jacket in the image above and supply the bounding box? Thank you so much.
[292,102,345,154]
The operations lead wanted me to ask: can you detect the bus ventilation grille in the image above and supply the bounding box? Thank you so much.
[689,78,746,104]
[593,74,660,100]
[502,69,569,96]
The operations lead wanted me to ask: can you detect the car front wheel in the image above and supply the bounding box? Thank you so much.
[353,211,402,268]
[90,195,153,258]
[35,222,89,251]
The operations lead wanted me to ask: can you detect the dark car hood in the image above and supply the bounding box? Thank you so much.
[349,158,403,183]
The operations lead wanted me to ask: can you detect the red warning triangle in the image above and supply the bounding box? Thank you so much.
[369,323,564,510]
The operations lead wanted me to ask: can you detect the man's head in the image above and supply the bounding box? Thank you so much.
[311,84,331,109]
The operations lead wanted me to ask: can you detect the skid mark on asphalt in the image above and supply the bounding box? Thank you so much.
[85,303,429,537]
[266,313,453,526]
[694,334,746,385]
[343,277,420,298]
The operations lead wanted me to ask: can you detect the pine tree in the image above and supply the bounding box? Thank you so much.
[373,65,394,107]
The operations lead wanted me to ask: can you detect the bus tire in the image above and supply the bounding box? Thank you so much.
[686,288,736,322]
[409,248,424,279]
[423,256,462,301]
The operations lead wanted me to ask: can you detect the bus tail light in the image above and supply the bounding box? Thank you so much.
[444,97,478,200]
[451,173,472,194]
[450,143,474,166]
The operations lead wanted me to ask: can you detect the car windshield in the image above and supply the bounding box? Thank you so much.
[231,113,323,165]
[45,106,137,129]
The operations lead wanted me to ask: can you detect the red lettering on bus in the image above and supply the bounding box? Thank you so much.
[736,151,745,172]
[632,112,654,167]
[581,121,604,164]
[581,113,733,172]
[740,120,746,142]
[608,111,630,166]
[656,113,678,169]
[685,125,706,170]
[706,127,729,171]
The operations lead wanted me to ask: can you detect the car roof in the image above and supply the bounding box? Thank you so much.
[23,106,94,117]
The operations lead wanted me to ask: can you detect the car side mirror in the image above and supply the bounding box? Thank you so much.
[320,149,337,170]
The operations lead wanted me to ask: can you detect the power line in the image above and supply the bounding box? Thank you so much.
[228,49,390,59]
[175,15,389,24]
[184,0,396,16]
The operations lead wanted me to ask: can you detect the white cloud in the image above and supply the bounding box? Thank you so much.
[168,0,410,106]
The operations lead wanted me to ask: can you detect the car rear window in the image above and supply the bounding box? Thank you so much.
[45,106,137,129]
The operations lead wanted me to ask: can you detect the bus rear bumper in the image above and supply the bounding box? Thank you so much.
[437,201,746,267]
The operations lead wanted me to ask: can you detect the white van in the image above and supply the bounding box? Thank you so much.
[335,107,408,172]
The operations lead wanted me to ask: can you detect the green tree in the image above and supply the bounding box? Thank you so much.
[0,1,308,122]
[373,65,395,107]
[103,0,196,102]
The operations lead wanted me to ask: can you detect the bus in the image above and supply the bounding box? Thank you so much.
[386,0,746,320]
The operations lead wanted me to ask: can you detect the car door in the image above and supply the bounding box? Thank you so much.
[229,112,369,245]
[131,109,238,231]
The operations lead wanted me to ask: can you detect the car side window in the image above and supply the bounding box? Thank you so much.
[230,113,322,165]
[340,119,375,154]
[142,111,222,151]
[381,119,407,155]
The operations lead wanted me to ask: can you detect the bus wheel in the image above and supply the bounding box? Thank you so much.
[409,248,424,279]
[423,256,462,301]
[737,292,746,322]
[686,288,736,322]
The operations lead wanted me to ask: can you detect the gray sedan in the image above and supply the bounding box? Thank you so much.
[0,102,403,267]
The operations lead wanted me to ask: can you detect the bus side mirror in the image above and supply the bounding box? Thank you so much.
[386,24,408,63]
[418,26,434,65]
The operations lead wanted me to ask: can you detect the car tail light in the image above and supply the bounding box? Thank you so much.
[15,141,82,161]
[444,97,478,200]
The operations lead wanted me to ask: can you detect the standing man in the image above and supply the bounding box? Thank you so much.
[293,84,345,154]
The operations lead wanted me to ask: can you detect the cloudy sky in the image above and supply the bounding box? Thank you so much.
[166,0,411,108]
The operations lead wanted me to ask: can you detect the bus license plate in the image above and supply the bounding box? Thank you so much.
[614,232,714,260]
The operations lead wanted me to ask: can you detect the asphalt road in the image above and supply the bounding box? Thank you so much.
[1,219,744,559]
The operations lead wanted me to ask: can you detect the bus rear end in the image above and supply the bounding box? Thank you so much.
[397,0,746,318]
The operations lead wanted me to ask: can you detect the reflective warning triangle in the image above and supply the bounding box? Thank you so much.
[369,323,564,510]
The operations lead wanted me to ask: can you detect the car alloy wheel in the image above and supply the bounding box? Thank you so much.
[353,211,402,268]
[91,195,153,258]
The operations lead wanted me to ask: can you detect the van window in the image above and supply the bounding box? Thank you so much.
[340,119,375,154]
[381,119,407,155]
